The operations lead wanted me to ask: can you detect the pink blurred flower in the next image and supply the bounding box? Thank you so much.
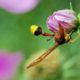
[47,9,78,33]
[0,0,39,13]
[0,51,23,80]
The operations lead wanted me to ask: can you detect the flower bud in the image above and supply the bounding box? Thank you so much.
[47,9,79,33]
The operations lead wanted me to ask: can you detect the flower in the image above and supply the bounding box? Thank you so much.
[47,9,79,33]
[0,0,39,13]
[24,49,60,80]
[0,51,23,80]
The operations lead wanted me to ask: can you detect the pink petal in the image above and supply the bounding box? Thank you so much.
[47,16,59,32]
[0,0,39,13]
[46,9,78,33]
[0,51,23,80]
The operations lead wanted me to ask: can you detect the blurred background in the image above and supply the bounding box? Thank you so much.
[0,0,80,80]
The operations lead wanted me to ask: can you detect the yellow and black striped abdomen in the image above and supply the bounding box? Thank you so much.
[30,25,42,35]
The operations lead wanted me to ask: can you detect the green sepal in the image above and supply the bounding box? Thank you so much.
[76,13,80,34]
[77,13,80,24]
[76,28,79,34]
[70,2,73,10]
